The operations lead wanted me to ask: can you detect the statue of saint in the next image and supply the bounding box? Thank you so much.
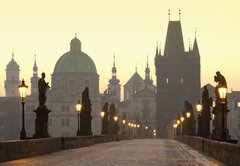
[214,71,227,87]
[38,73,50,107]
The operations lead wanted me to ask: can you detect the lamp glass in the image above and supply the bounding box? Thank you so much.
[196,103,202,112]
[18,80,28,99]
[114,116,118,121]
[123,120,126,124]
[180,117,184,122]
[218,87,227,100]
[186,112,191,118]
[100,111,105,118]
[76,100,82,112]
[177,120,180,124]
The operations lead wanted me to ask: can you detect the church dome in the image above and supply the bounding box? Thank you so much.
[6,54,20,71]
[53,37,97,74]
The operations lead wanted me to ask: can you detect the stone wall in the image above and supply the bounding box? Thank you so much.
[175,135,240,166]
[0,135,133,162]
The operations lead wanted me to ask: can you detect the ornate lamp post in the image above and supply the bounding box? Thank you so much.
[18,79,28,140]
[196,101,202,137]
[180,117,184,135]
[76,100,82,136]
[218,86,227,141]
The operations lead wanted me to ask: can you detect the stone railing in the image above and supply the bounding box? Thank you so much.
[0,135,134,162]
[175,135,240,166]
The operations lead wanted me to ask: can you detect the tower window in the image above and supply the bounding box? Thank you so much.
[180,78,184,84]
[166,78,169,84]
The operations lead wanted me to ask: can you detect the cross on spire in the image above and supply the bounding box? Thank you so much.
[11,51,14,60]
[179,9,181,21]
[168,9,171,21]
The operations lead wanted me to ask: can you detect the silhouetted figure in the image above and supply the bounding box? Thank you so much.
[183,100,196,136]
[101,102,109,134]
[201,85,212,138]
[109,103,119,134]
[80,87,92,136]
[38,73,50,107]
[34,72,51,138]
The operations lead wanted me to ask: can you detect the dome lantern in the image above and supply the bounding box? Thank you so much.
[70,34,81,52]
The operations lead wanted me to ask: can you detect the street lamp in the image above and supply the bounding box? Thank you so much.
[100,111,105,118]
[180,117,184,122]
[145,126,148,130]
[196,101,202,112]
[186,112,191,118]
[114,116,118,122]
[18,79,28,140]
[76,99,82,136]
[122,120,126,124]
[218,86,227,141]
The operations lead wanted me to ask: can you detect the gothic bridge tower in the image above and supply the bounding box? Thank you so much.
[155,11,200,138]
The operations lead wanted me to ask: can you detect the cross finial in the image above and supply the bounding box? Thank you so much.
[135,63,137,72]
[195,27,197,38]
[168,9,171,21]
[75,33,77,38]
[113,54,115,67]
[179,9,181,21]
[147,55,149,67]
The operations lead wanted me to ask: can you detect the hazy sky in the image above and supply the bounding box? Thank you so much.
[0,0,240,96]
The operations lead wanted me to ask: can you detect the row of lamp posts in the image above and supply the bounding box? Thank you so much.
[173,77,228,142]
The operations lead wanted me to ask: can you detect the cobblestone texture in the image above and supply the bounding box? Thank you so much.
[2,139,224,166]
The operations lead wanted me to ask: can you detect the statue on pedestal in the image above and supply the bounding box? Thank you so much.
[80,87,93,136]
[212,71,230,140]
[34,72,51,138]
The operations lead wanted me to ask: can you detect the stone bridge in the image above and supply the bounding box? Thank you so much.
[1,137,226,166]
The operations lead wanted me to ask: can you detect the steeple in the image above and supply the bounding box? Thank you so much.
[33,54,38,76]
[155,42,159,57]
[31,53,40,95]
[109,55,120,84]
[164,11,185,57]
[145,56,153,86]
[112,55,117,78]
[192,29,200,56]
[145,56,150,80]
[158,42,162,56]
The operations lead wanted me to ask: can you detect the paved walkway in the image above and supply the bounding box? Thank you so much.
[2,139,224,166]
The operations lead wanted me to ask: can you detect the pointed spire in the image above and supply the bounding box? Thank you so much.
[11,51,14,60]
[34,53,37,66]
[158,42,162,56]
[135,63,138,73]
[168,9,171,21]
[113,54,115,67]
[188,38,191,52]
[155,41,159,57]
[192,28,200,56]
[147,56,149,67]
[179,9,181,21]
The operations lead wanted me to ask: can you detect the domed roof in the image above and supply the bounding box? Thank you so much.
[53,37,97,74]
[6,53,20,71]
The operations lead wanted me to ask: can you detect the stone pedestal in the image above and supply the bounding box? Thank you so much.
[211,107,231,141]
[33,106,51,138]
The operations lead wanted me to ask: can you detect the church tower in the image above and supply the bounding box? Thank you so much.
[155,12,200,138]
[108,56,121,102]
[30,54,39,95]
[5,52,20,97]
[144,56,155,92]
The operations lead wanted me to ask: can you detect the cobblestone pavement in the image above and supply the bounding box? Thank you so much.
[2,139,224,166]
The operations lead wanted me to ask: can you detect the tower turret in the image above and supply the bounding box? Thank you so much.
[4,52,20,97]
[108,55,121,102]
[31,54,40,95]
